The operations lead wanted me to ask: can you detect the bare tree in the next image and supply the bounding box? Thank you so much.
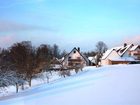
[96,41,108,55]
[0,41,62,92]
[9,41,38,87]
[52,44,60,58]
[84,51,96,57]
[95,41,108,66]
[36,44,53,71]
[60,50,67,59]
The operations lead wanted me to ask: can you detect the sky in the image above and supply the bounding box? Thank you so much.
[0,0,140,52]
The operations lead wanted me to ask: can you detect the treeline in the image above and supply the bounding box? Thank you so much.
[0,41,65,93]
[0,41,107,93]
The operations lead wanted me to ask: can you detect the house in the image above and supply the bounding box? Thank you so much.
[101,43,140,65]
[50,57,62,70]
[62,47,90,69]
[129,45,140,60]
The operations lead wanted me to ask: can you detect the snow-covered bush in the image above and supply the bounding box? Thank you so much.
[59,70,71,78]
[0,69,15,88]
[0,67,26,93]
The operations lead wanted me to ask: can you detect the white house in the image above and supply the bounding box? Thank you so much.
[62,47,90,68]
[101,49,120,65]
[101,44,139,65]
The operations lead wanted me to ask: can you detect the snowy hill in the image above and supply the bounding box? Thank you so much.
[0,64,140,105]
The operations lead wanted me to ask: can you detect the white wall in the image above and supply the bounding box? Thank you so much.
[62,49,87,67]
[101,59,109,65]
[101,50,120,65]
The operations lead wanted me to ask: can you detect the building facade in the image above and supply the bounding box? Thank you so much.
[62,47,90,69]
[101,44,140,65]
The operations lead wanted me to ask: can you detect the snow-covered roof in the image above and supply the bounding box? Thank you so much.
[88,57,95,63]
[130,45,139,51]
[118,44,133,56]
[60,57,64,62]
[101,48,115,60]
[88,57,94,61]
[113,46,122,51]
[109,56,137,62]
[81,53,90,63]
[102,44,134,60]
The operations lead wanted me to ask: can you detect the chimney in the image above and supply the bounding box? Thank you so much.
[124,43,127,47]
[77,47,80,52]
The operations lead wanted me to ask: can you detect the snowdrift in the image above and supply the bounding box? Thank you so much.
[0,64,140,105]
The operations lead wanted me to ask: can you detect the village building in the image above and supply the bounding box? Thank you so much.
[101,44,140,65]
[62,47,90,69]
[50,57,62,70]
[129,45,140,60]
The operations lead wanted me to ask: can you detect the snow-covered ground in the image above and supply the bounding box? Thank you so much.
[0,64,140,105]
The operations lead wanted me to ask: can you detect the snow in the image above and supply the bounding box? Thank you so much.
[1,64,140,105]
[101,44,140,65]
[117,44,133,56]
[130,45,139,51]
[109,56,136,61]
[51,64,61,69]
[102,44,134,60]
[101,48,114,59]
[88,57,95,63]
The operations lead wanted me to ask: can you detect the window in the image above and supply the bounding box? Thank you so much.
[68,56,71,59]
[73,50,76,53]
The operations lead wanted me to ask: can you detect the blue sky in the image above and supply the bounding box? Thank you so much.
[0,0,140,52]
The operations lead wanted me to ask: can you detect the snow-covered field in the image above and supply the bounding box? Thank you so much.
[0,64,140,105]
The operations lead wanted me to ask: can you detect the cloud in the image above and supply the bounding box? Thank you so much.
[0,20,52,32]
[123,35,140,44]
